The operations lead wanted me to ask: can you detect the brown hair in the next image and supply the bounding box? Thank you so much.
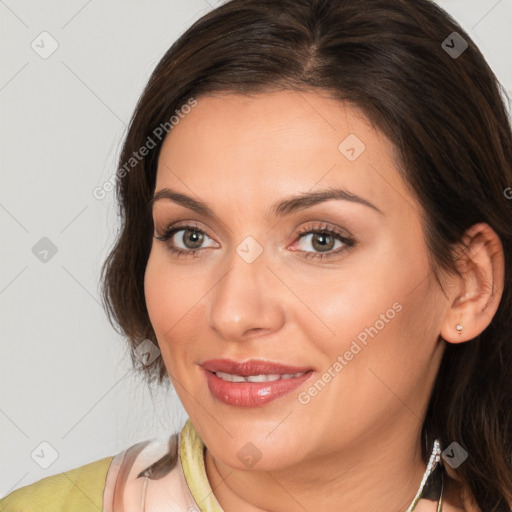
[100,0,512,508]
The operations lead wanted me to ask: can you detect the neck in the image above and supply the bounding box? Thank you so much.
[204,421,429,512]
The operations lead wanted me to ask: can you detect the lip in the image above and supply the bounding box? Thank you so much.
[201,359,314,407]
[202,358,312,375]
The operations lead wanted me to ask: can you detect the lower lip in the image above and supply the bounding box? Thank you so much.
[202,368,313,407]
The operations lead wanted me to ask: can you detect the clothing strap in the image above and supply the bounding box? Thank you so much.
[180,420,224,512]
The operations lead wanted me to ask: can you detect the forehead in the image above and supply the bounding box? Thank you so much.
[158,90,381,164]
[155,90,415,219]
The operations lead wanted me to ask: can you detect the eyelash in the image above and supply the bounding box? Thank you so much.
[154,221,356,261]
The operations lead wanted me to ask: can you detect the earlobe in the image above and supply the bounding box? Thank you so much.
[439,223,505,344]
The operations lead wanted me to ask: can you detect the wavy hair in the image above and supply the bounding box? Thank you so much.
[100,0,512,508]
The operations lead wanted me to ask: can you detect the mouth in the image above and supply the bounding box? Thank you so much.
[200,359,314,407]
[214,371,308,383]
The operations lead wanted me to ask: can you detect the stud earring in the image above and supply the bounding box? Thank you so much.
[456,324,463,335]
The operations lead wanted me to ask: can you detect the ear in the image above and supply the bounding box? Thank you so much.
[440,222,505,344]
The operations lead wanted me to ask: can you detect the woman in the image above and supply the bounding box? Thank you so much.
[2,0,511,510]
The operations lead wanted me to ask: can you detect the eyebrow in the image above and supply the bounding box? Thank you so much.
[148,187,384,218]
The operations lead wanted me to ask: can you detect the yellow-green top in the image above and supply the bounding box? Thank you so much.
[0,420,223,512]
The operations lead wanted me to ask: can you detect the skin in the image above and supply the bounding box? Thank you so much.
[144,90,504,512]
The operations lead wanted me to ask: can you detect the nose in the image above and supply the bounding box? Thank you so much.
[205,246,286,342]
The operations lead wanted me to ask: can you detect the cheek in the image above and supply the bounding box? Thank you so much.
[299,238,437,389]
[292,281,440,445]
[144,252,171,329]
[144,252,187,355]
[293,248,408,357]
[144,250,211,373]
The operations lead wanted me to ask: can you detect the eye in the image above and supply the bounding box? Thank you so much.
[292,222,355,260]
[154,222,217,257]
[154,221,356,261]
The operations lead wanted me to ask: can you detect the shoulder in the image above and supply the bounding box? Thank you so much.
[0,455,114,512]
[0,435,182,512]
[0,429,202,512]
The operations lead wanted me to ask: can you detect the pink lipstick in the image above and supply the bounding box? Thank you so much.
[201,359,313,407]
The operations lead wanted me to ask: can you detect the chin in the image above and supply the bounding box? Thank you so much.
[199,419,309,470]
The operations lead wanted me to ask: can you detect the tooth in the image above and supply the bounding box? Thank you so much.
[245,374,271,383]
[215,371,307,383]
[216,372,245,382]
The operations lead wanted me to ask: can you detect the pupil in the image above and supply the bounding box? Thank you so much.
[313,233,333,252]
[185,230,203,248]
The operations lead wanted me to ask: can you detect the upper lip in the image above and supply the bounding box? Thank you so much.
[201,359,312,376]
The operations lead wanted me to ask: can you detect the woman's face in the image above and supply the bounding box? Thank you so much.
[144,90,447,470]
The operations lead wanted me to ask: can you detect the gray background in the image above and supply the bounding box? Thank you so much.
[1,0,511,496]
